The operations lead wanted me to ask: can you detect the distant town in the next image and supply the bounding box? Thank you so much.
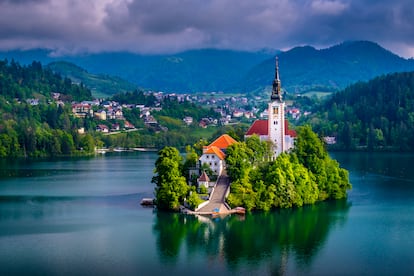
[65,91,310,135]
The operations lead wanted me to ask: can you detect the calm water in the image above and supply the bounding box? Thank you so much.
[0,152,413,275]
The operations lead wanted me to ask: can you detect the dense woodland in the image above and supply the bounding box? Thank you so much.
[306,71,414,151]
[0,60,95,157]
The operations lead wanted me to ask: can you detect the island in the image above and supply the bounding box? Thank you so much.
[152,59,351,213]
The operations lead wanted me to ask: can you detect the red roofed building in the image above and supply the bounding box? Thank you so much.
[199,134,238,175]
[208,134,238,151]
[245,58,296,157]
[197,171,210,190]
[245,120,268,141]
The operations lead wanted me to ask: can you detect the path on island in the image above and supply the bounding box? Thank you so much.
[197,174,231,213]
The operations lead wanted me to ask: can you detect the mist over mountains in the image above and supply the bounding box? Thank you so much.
[1,41,413,95]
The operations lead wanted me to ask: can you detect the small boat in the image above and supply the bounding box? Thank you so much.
[234,207,246,214]
[140,198,155,206]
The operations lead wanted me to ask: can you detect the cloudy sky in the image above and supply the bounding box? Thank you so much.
[0,0,413,57]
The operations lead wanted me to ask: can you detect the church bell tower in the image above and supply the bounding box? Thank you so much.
[268,57,285,157]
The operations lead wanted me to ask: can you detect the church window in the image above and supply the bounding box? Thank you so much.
[273,107,278,115]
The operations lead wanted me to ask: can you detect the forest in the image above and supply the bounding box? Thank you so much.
[306,71,414,151]
[0,60,95,157]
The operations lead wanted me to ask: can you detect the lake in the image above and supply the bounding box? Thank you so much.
[0,152,413,275]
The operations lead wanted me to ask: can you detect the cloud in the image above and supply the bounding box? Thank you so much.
[310,0,348,15]
[0,0,413,57]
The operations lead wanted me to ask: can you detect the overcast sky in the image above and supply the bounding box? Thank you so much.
[0,0,413,57]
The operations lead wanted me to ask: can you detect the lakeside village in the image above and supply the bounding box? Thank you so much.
[148,59,351,215]
[67,92,310,141]
[69,93,307,137]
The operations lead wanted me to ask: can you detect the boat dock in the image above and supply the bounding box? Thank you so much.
[184,174,245,217]
[183,207,245,216]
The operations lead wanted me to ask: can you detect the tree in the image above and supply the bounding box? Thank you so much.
[152,147,189,211]
[80,134,95,154]
[225,142,253,181]
[182,145,199,185]
[60,131,75,155]
[293,125,351,200]
[186,187,203,210]
[245,135,272,165]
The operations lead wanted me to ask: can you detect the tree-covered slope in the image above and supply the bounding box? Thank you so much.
[0,60,92,102]
[0,48,275,93]
[306,71,414,151]
[240,41,414,94]
[0,60,95,158]
[68,49,274,93]
[1,41,413,94]
[47,61,138,97]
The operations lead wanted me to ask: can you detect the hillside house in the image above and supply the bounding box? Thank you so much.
[199,134,238,175]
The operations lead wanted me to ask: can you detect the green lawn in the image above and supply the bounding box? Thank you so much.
[189,127,217,140]
[301,91,333,98]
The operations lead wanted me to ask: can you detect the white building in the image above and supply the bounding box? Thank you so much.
[199,134,238,176]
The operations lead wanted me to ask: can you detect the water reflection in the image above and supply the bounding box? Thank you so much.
[153,199,350,273]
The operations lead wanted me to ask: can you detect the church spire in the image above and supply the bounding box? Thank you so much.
[271,57,282,101]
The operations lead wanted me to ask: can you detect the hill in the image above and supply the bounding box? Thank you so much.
[306,71,414,151]
[1,41,413,94]
[239,41,414,94]
[63,49,275,93]
[0,60,94,157]
[0,48,275,93]
[47,61,138,98]
[0,60,92,102]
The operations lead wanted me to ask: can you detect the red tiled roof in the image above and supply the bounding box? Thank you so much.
[246,120,268,136]
[198,171,210,182]
[208,134,238,149]
[285,120,297,137]
[204,146,226,160]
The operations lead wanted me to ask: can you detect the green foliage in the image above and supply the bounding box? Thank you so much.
[0,101,100,157]
[154,96,220,123]
[182,145,199,185]
[47,61,137,97]
[0,60,92,102]
[306,71,414,151]
[157,116,184,131]
[152,147,189,211]
[225,142,253,181]
[226,125,351,211]
[241,41,414,94]
[0,59,99,158]
[111,90,157,106]
[198,185,207,194]
[245,135,272,164]
[211,124,250,142]
[187,189,203,211]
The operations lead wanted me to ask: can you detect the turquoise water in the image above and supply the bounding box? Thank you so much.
[0,152,413,275]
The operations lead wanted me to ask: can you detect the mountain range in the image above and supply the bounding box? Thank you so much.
[1,41,413,95]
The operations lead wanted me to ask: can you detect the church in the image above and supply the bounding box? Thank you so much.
[245,57,296,157]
